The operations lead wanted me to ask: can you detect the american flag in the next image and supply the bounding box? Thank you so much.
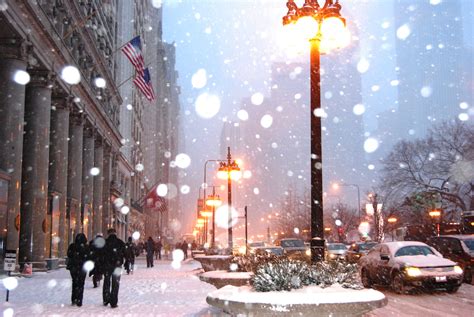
[133,68,155,101]
[143,184,167,213]
[121,36,145,74]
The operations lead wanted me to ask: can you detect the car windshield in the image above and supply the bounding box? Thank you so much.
[265,248,283,256]
[359,243,377,251]
[328,244,346,250]
[394,246,435,257]
[249,242,265,248]
[462,239,474,251]
[281,239,305,248]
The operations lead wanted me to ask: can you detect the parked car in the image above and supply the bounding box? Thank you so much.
[359,241,464,293]
[253,246,284,256]
[248,241,266,254]
[427,235,474,283]
[326,243,348,261]
[274,238,310,259]
[346,242,378,263]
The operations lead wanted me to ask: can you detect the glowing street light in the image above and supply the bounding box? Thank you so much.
[216,147,241,253]
[429,209,442,236]
[282,0,350,263]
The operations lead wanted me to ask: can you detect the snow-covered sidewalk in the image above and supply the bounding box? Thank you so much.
[0,256,219,316]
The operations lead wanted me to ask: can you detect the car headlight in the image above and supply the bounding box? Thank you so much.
[329,253,336,259]
[454,265,463,274]
[405,267,422,277]
[305,249,311,256]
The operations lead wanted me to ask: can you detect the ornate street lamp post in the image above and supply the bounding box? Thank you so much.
[282,0,349,263]
[205,187,222,249]
[217,147,241,254]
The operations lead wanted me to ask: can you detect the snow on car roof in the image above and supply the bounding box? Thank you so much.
[382,241,429,254]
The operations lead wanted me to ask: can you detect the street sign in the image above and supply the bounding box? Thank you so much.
[3,250,16,272]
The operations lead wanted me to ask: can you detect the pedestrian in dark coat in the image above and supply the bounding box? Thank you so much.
[67,233,89,307]
[181,240,189,259]
[146,236,155,268]
[102,228,126,308]
[124,237,136,274]
[155,238,163,260]
[89,233,106,287]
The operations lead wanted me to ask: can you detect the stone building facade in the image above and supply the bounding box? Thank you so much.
[0,0,181,269]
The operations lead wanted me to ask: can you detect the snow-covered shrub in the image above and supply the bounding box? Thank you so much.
[251,258,362,292]
[311,260,363,289]
[251,258,311,292]
[230,253,278,272]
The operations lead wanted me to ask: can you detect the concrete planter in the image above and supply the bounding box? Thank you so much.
[194,255,232,272]
[199,270,253,288]
[207,285,387,317]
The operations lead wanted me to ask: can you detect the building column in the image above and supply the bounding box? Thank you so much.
[101,145,112,234]
[92,136,103,236]
[0,40,29,252]
[66,112,84,245]
[81,125,94,239]
[19,70,54,267]
[48,95,71,258]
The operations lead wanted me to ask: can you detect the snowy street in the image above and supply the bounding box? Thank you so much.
[368,283,474,317]
[1,256,474,316]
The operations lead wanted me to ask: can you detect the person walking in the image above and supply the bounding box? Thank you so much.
[155,238,163,260]
[67,233,90,307]
[89,233,106,288]
[181,240,189,259]
[146,236,155,268]
[124,237,136,274]
[102,228,126,308]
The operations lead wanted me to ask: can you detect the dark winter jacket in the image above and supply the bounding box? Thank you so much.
[146,238,155,255]
[124,241,136,261]
[103,234,126,272]
[155,240,163,251]
[67,233,89,273]
[89,235,106,275]
[181,241,188,252]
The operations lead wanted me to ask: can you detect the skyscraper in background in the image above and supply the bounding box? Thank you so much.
[393,0,473,139]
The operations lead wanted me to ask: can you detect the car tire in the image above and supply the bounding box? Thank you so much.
[446,286,460,293]
[392,273,406,294]
[361,268,372,288]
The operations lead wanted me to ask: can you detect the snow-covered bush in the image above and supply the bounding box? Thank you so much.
[251,258,362,292]
[310,260,363,289]
[251,258,311,292]
[230,253,278,272]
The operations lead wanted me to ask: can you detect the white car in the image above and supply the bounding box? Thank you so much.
[359,241,464,293]
[326,243,348,261]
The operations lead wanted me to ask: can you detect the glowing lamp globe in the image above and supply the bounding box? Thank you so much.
[294,16,319,42]
[217,169,228,180]
[230,169,242,181]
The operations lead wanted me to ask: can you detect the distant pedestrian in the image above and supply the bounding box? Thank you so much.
[181,240,189,259]
[89,233,106,288]
[102,228,126,308]
[124,237,136,274]
[164,242,171,260]
[155,238,163,260]
[146,236,155,268]
[67,233,89,307]
[191,240,197,251]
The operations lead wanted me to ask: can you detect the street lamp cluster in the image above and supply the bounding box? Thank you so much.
[282,0,349,263]
[193,147,241,254]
